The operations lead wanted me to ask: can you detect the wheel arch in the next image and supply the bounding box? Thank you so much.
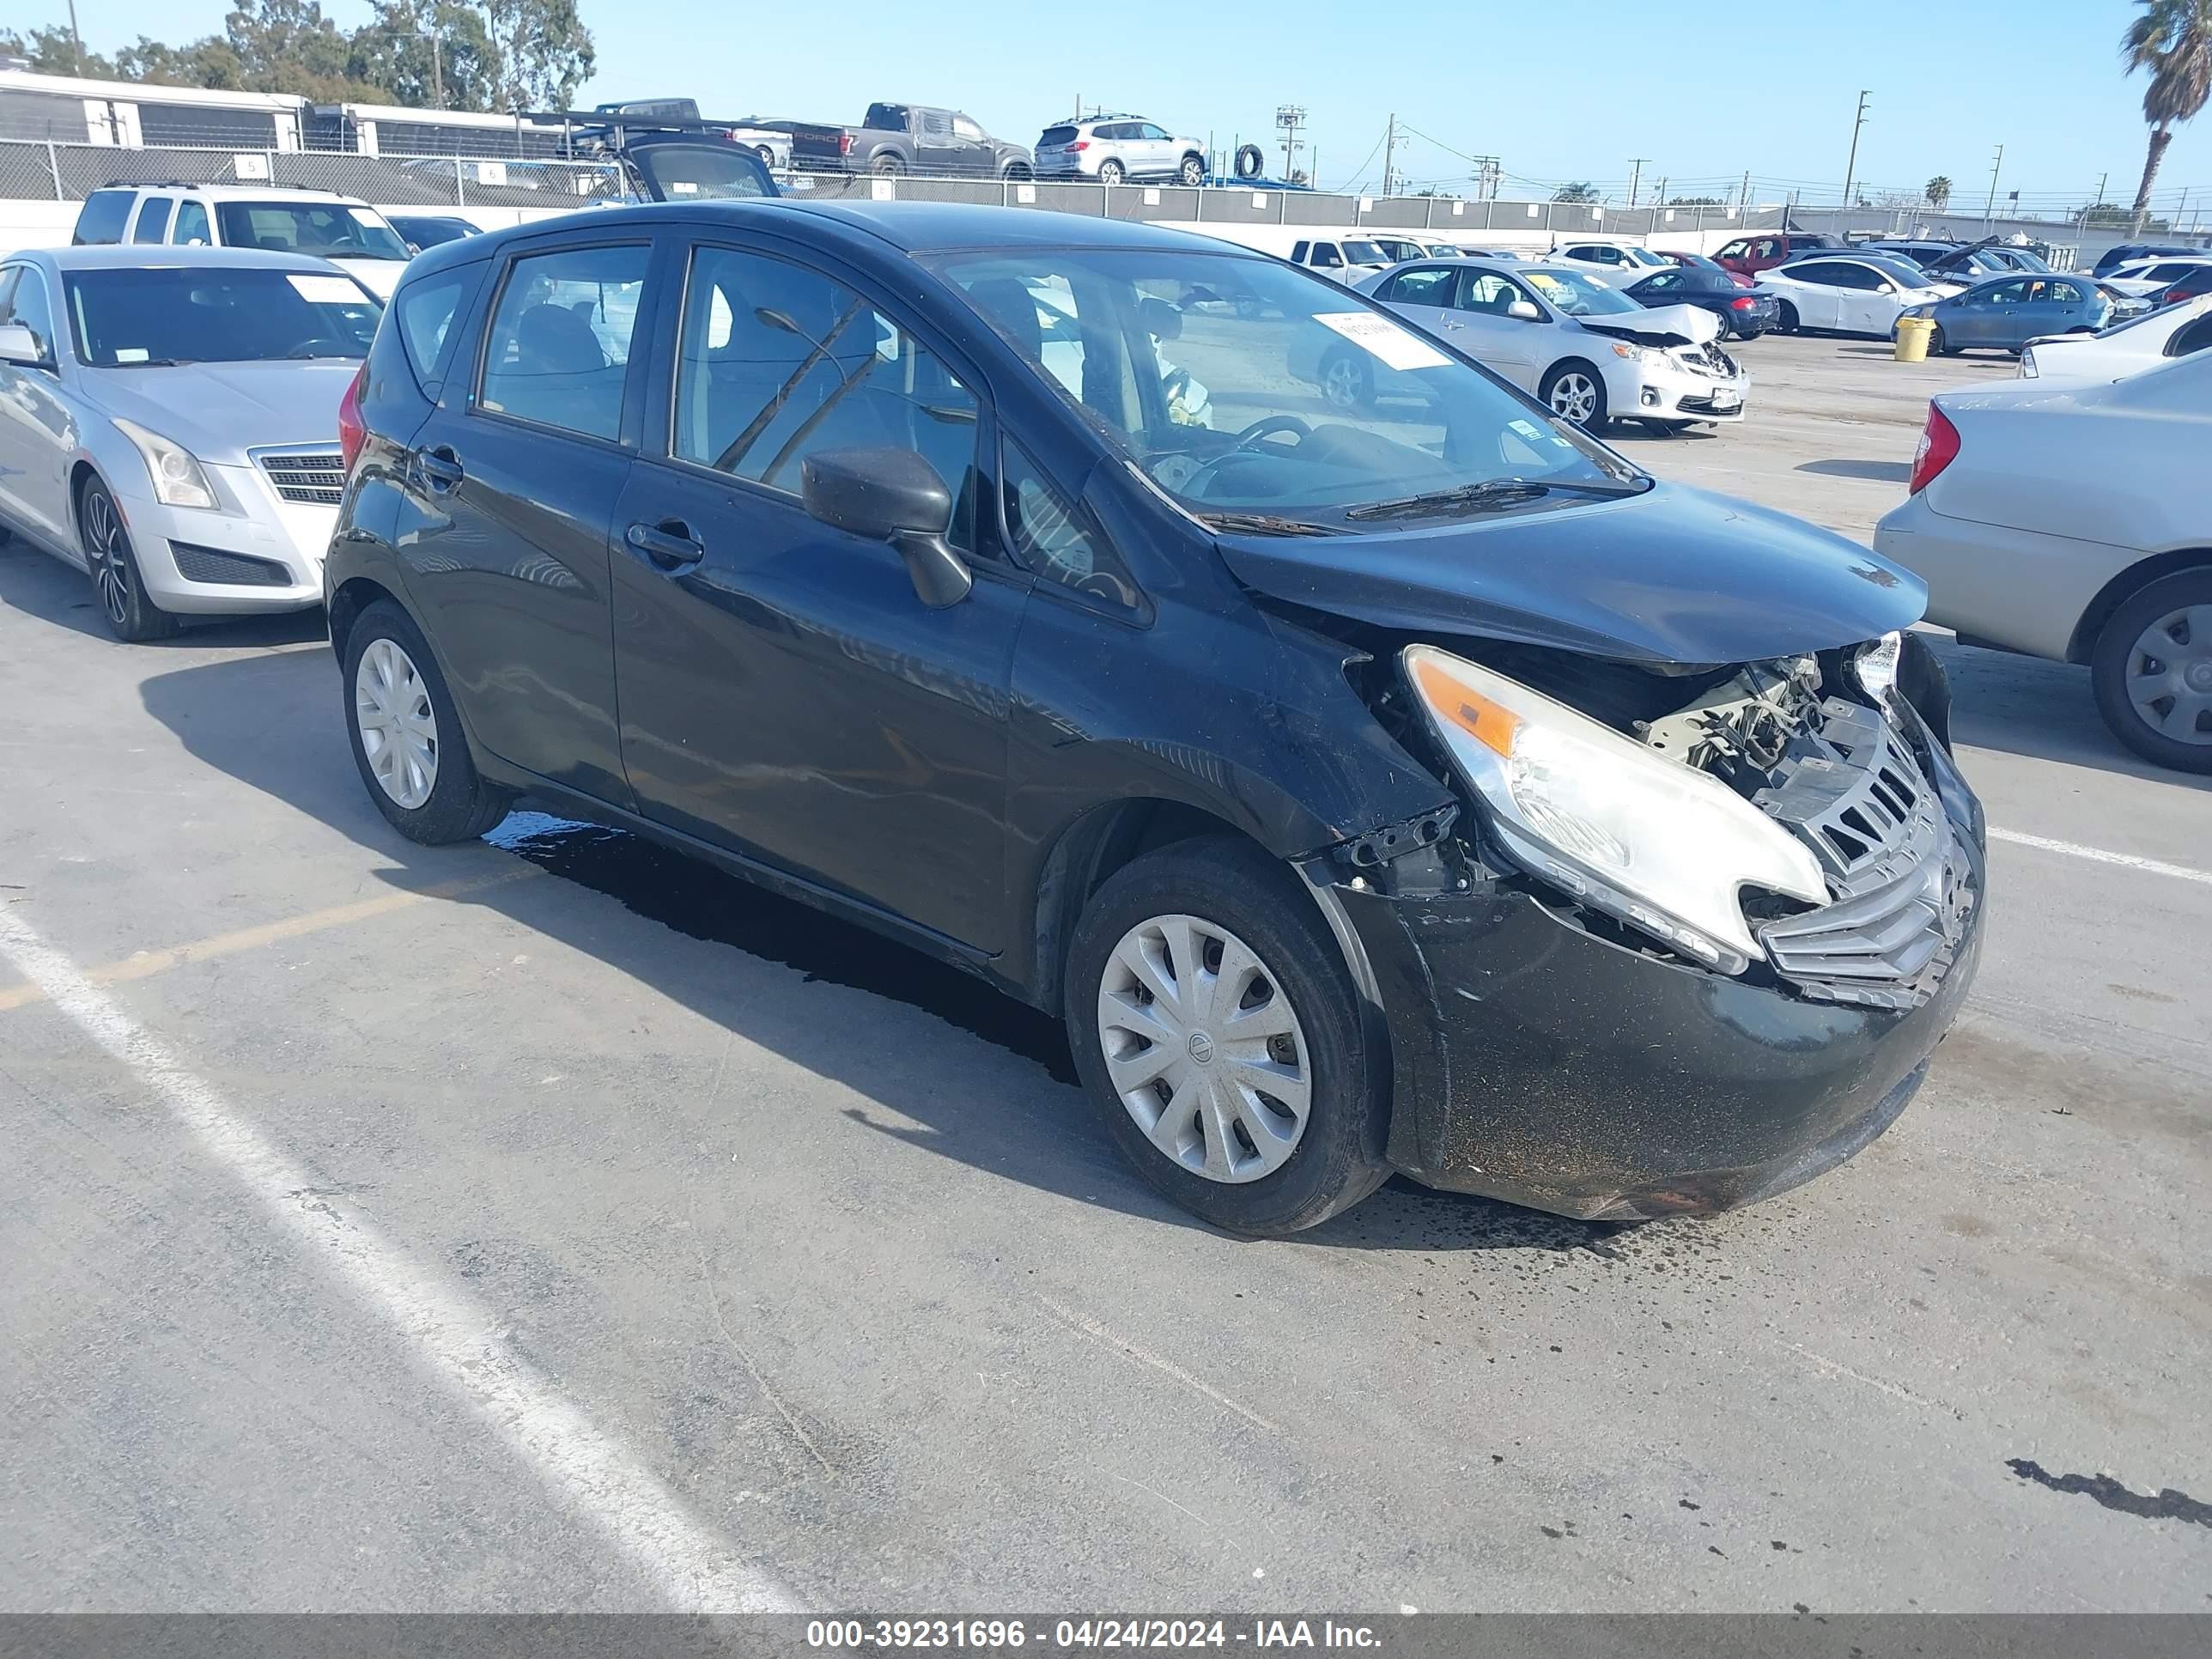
[2065,547,2212,665]
[327,573,405,659]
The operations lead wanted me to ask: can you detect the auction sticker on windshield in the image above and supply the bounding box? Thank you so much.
[1314,310,1450,371]
[287,274,363,304]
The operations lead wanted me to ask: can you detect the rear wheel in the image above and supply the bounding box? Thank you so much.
[342,599,514,841]
[2091,571,2212,774]
[1097,159,1126,185]
[871,155,905,178]
[1065,838,1389,1236]
[1775,300,1800,335]
[78,476,178,643]
[1540,360,1608,429]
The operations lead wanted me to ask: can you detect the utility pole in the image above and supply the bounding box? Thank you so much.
[1983,143,2003,228]
[1738,169,1752,213]
[1654,176,1668,209]
[65,0,84,72]
[1841,89,1869,210]
[2094,171,2107,207]
[428,33,445,110]
[1382,113,1397,197]
[1467,155,1500,199]
[1274,105,1307,188]
[1626,157,1648,208]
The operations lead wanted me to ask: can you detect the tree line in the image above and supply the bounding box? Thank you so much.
[1,0,594,114]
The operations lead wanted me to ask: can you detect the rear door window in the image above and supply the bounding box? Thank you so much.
[73,189,135,246]
[131,198,173,245]
[173,199,210,245]
[1380,266,1456,305]
[2169,313,2212,357]
[477,243,648,441]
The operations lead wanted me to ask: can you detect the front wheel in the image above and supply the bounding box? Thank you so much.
[78,476,178,643]
[1318,348,1374,411]
[1540,360,1608,429]
[342,599,514,841]
[1930,325,1954,356]
[1178,154,1205,186]
[1066,838,1389,1236]
[2091,571,2212,774]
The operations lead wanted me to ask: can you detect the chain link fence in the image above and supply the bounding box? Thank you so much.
[7,138,2203,266]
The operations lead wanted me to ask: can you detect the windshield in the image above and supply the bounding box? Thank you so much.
[1519,267,1643,316]
[932,248,1637,526]
[64,265,382,367]
[1341,240,1389,267]
[629,141,776,201]
[215,201,409,261]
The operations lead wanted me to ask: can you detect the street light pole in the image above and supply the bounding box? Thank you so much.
[1841,89,1869,210]
[66,0,85,72]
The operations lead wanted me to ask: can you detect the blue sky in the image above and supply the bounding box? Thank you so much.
[33,0,2212,216]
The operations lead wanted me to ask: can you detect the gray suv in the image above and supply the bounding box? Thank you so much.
[1035,115,1206,185]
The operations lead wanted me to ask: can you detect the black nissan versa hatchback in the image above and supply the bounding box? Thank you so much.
[325,202,1986,1236]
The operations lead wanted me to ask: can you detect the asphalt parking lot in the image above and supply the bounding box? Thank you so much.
[2,330,2207,1614]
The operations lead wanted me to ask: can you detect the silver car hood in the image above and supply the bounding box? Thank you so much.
[80,360,359,465]
[1575,301,1720,345]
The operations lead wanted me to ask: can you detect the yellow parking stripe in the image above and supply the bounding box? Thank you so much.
[0,865,543,1015]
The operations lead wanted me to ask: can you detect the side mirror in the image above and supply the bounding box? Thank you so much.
[1877,283,1897,295]
[800,446,971,608]
[1505,300,1541,321]
[0,324,46,368]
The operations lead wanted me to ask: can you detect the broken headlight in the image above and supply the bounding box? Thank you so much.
[1404,645,1826,972]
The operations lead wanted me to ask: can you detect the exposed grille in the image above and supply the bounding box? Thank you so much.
[168,541,293,586]
[1679,340,1741,376]
[258,451,346,506]
[1753,700,1978,1010]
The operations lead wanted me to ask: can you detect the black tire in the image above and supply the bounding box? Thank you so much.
[2090,569,2212,774]
[340,599,513,842]
[1000,161,1033,182]
[1097,159,1126,185]
[1776,300,1800,335]
[1065,837,1390,1236]
[1929,325,1954,356]
[1178,154,1205,187]
[1539,359,1609,430]
[1316,346,1374,411]
[78,475,179,643]
[870,154,904,178]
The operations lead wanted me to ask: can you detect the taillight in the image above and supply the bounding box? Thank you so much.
[838,131,854,156]
[337,361,368,476]
[1729,295,1756,309]
[1908,404,1960,495]
[1067,140,1089,152]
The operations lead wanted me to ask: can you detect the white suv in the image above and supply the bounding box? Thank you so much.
[71,184,415,297]
[1034,115,1206,185]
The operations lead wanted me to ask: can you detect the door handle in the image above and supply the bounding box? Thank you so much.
[416,447,464,491]
[625,520,706,572]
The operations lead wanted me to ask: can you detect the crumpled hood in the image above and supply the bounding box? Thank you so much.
[1579,302,1719,345]
[1216,481,1926,665]
[81,360,357,465]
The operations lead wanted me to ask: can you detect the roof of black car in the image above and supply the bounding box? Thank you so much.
[422,199,1258,271]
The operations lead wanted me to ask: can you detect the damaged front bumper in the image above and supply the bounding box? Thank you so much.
[1303,696,1986,1222]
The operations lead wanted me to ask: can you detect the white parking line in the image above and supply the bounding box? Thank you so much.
[0,903,799,1613]
[1989,827,2212,889]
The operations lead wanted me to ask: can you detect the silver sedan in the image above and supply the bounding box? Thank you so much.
[0,246,380,641]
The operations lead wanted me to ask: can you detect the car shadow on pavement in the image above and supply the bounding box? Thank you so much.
[1796,459,1911,483]
[48,551,1627,1254]
[0,538,326,650]
[1929,635,2211,792]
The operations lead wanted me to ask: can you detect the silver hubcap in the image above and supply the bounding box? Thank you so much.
[1101,164,1122,184]
[83,491,130,626]
[1322,356,1364,407]
[355,636,440,808]
[2125,605,2212,745]
[1097,914,1311,1185]
[1549,373,1599,423]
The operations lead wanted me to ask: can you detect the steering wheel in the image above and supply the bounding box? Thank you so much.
[1231,415,1310,451]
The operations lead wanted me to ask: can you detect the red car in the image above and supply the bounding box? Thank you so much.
[1711,231,1846,279]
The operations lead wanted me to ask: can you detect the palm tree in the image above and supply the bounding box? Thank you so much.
[2123,0,2212,231]
[1924,175,1953,210]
